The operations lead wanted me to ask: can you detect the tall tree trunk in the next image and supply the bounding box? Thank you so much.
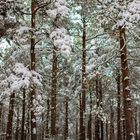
[26,103,30,140]
[15,107,19,140]
[99,79,103,140]
[79,93,83,140]
[50,46,57,136]
[106,121,108,140]
[64,97,68,140]
[30,90,37,140]
[117,70,122,140]
[110,104,114,140]
[87,91,92,140]
[139,108,140,139]
[41,113,44,140]
[87,113,92,140]
[45,99,50,138]
[30,0,37,139]
[100,122,104,140]
[76,118,78,140]
[79,17,86,140]
[6,93,15,140]
[21,89,26,140]
[0,103,3,135]
[134,107,138,140]
[119,26,134,140]
[1,103,5,136]
[95,75,100,140]
[122,115,126,140]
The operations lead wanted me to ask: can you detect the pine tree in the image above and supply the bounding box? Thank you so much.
[30,0,37,139]
[119,26,134,140]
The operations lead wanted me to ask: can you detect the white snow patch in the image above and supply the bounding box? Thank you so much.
[33,128,36,134]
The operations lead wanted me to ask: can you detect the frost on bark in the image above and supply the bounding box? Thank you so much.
[119,26,134,140]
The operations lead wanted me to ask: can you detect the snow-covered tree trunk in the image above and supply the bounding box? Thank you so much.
[119,26,134,140]
[6,92,15,140]
[30,0,37,139]
[122,115,126,140]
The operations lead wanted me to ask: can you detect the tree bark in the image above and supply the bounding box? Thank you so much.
[95,75,100,140]
[26,103,30,140]
[139,108,140,139]
[122,115,126,140]
[50,46,57,136]
[87,91,92,140]
[134,107,138,140]
[110,104,114,140]
[79,17,86,140]
[99,80,103,140]
[119,26,134,140]
[15,107,19,140]
[21,89,26,140]
[87,113,92,140]
[45,99,50,138]
[106,121,108,140]
[30,0,37,139]
[0,103,3,135]
[64,97,68,140]
[6,93,15,140]
[117,70,122,140]
[76,118,78,140]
